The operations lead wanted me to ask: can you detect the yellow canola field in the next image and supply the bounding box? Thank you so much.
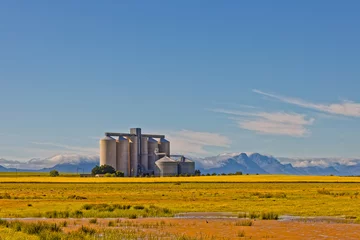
[0,175,359,183]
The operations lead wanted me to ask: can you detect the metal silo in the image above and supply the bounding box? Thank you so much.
[100,136,116,169]
[178,158,195,175]
[140,137,148,171]
[147,137,158,172]
[158,138,170,157]
[130,136,138,176]
[116,136,129,176]
[154,156,178,177]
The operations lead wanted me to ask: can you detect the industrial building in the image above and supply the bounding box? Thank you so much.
[99,128,195,177]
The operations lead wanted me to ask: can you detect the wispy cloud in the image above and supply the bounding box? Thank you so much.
[212,109,314,137]
[167,130,231,156]
[253,89,360,117]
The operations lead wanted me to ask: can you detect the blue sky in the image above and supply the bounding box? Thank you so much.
[1,1,360,160]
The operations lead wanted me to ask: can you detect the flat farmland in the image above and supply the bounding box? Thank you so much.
[0,175,359,219]
[1,175,360,239]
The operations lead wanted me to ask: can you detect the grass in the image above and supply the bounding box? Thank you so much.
[0,174,360,182]
[0,175,359,219]
[235,219,253,226]
[89,218,97,224]
[261,212,279,220]
[0,219,222,240]
[237,230,246,237]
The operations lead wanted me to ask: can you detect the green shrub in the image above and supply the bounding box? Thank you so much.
[133,205,145,210]
[235,220,253,226]
[89,218,97,224]
[261,212,278,220]
[115,171,124,177]
[73,210,83,217]
[0,193,11,199]
[49,170,59,177]
[45,211,70,218]
[249,212,260,219]
[77,226,96,235]
[92,165,116,175]
[317,188,331,195]
[237,230,245,237]
[237,212,247,218]
[59,221,68,227]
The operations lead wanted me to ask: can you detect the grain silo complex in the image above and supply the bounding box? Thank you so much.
[99,128,195,177]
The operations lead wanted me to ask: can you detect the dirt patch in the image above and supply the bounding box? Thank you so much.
[3,217,360,239]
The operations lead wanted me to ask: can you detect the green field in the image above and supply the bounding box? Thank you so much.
[0,175,359,219]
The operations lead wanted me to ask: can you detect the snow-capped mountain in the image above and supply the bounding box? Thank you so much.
[1,153,360,175]
[196,153,360,176]
[0,154,99,172]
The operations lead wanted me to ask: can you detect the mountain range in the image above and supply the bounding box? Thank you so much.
[198,153,354,176]
[1,153,360,176]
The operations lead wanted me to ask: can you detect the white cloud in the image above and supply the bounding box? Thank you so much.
[253,89,360,117]
[0,154,99,170]
[212,109,314,137]
[30,142,99,155]
[292,159,330,168]
[167,130,231,156]
[279,157,360,168]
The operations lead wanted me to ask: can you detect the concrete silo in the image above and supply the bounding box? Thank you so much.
[101,128,190,177]
[140,137,148,171]
[116,136,129,176]
[158,138,170,157]
[147,137,158,172]
[130,136,138,176]
[100,136,116,169]
[178,158,195,175]
[155,156,178,177]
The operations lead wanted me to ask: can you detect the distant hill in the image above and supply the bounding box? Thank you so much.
[197,153,360,176]
[0,154,99,173]
[1,153,360,175]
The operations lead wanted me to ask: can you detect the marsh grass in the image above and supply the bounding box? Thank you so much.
[59,221,68,227]
[235,220,253,226]
[252,192,287,198]
[1,178,360,219]
[261,212,279,220]
[0,220,218,240]
[249,212,260,219]
[237,230,245,237]
[89,218,97,224]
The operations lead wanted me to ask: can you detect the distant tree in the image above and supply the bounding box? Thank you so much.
[211,172,217,176]
[194,169,201,176]
[235,171,243,175]
[91,166,100,175]
[91,165,116,175]
[50,170,59,177]
[115,171,124,177]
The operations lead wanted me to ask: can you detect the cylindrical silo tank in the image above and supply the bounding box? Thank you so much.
[140,137,148,171]
[178,159,195,175]
[147,137,158,172]
[116,136,129,176]
[130,136,138,176]
[154,156,178,177]
[99,136,116,170]
[158,138,170,157]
